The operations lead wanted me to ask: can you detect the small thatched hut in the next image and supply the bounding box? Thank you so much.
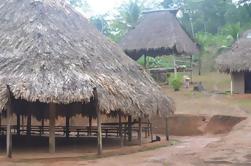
[0,0,174,157]
[119,9,199,61]
[216,30,251,94]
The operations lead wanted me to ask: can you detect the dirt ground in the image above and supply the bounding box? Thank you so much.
[1,72,251,165]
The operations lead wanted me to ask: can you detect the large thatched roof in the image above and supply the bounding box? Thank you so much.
[0,0,174,117]
[119,10,199,60]
[216,29,251,73]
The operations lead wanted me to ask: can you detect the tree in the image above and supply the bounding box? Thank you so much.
[238,0,251,4]
[107,0,146,42]
[90,15,110,35]
[68,0,89,10]
[161,0,183,8]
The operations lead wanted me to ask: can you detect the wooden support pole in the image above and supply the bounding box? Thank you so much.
[128,116,132,142]
[6,85,12,158]
[119,112,123,147]
[147,120,150,137]
[27,111,31,136]
[123,123,127,144]
[88,116,92,136]
[49,103,56,153]
[165,117,169,141]
[16,113,20,136]
[65,113,70,139]
[22,115,25,135]
[94,88,102,155]
[138,117,142,145]
[0,113,2,128]
[150,123,153,142]
[41,117,44,135]
[190,55,193,83]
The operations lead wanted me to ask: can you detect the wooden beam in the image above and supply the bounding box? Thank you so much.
[128,116,132,142]
[6,85,12,158]
[94,88,102,155]
[138,117,142,145]
[165,117,169,141]
[119,112,123,147]
[49,103,56,153]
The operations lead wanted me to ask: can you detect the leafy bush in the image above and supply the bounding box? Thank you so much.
[168,74,183,91]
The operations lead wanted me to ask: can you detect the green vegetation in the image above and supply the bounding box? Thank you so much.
[168,74,183,91]
[69,0,251,73]
[137,56,174,68]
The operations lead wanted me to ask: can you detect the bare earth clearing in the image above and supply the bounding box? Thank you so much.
[1,73,251,166]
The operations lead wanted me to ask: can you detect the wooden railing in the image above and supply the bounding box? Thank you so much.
[0,121,152,139]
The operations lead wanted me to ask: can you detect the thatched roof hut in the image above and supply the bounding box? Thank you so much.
[0,0,175,156]
[216,29,251,73]
[119,9,199,60]
[0,0,174,117]
[216,29,251,94]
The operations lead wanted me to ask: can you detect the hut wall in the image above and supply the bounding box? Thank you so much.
[231,72,245,94]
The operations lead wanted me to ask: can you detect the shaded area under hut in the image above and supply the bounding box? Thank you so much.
[0,0,175,158]
[216,29,251,94]
[119,9,199,82]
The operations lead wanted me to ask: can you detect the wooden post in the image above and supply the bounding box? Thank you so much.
[150,123,153,142]
[94,88,102,155]
[138,117,142,145]
[41,117,44,135]
[6,85,12,158]
[173,56,177,76]
[0,113,2,128]
[190,55,193,83]
[49,103,56,153]
[230,74,233,95]
[119,112,123,147]
[88,116,92,136]
[21,115,24,134]
[165,117,169,141]
[147,120,150,137]
[16,113,20,136]
[65,113,70,139]
[27,111,31,136]
[128,116,132,142]
[123,123,127,144]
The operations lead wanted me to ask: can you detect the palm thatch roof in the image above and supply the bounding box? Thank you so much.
[216,29,251,73]
[119,9,199,60]
[0,0,174,118]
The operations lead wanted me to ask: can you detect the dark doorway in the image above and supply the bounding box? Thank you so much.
[244,72,251,93]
